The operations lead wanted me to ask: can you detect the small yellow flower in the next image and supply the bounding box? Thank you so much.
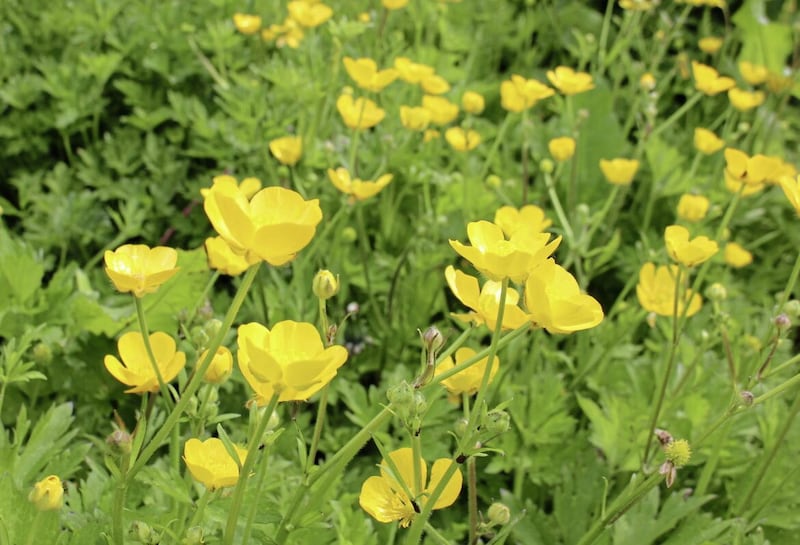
[724,148,782,186]
[640,72,656,90]
[435,347,499,396]
[724,242,753,268]
[104,331,187,394]
[698,37,723,54]
[462,91,485,114]
[29,476,63,511]
[359,448,462,527]
[636,263,703,317]
[664,439,691,468]
[546,66,594,95]
[343,57,398,92]
[449,221,561,283]
[693,128,724,155]
[399,106,431,131]
[423,129,440,142]
[287,1,333,27]
[336,94,386,130]
[205,236,250,276]
[104,244,179,298]
[664,225,719,267]
[201,346,234,384]
[422,95,459,125]
[445,266,530,331]
[393,57,435,84]
[382,0,409,9]
[728,88,765,112]
[328,167,393,201]
[599,158,639,185]
[420,74,451,95]
[269,135,303,166]
[548,136,576,162]
[500,75,554,112]
[184,438,248,490]
[233,13,262,35]
[691,61,735,95]
[738,61,769,85]
[676,194,710,222]
[524,259,604,334]
[237,320,348,404]
[779,175,800,215]
[494,205,552,236]
[358,11,371,22]
[200,175,263,200]
[445,127,481,151]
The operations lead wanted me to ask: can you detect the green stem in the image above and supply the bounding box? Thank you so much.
[479,114,514,181]
[223,392,280,545]
[411,433,424,497]
[404,458,461,545]
[134,296,171,406]
[305,384,330,475]
[595,0,615,74]
[467,456,478,545]
[241,437,274,545]
[424,523,454,545]
[649,92,704,140]
[187,487,219,529]
[111,453,131,545]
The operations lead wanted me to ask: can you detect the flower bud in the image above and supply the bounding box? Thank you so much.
[782,299,800,319]
[32,343,53,365]
[201,346,233,385]
[539,158,555,174]
[190,326,210,349]
[346,301,360,314]
[313,270,339,300]
[484,410,510,435]
[775,313,792,331]
[203,319,223,345]
[106,429,132,455]
[487,502,511,525]
[740,390,754,406]
[485,174,502,189]
[706,283,727,302]
[421,326,444,353]
[28,475,63,511]
[341,227,358,242]
[132,521,157,544]
[387,381,415,410]
[454,417,468,437]
[183,526,205,545]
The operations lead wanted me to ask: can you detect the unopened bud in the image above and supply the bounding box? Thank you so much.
[707,282,727,301]
[106,429,132,455]
[183,526,205,545]
[32,343,53,365]
[421,326,444,353]
[775,313,792,331]
[313,270,339,300]
[203,319,223,344]
[654,428,673,446]
[132,521,156,544]
[341,226,357,242]
[485,174,502,189]
[200,346,233,385]
[487,502,511,525]
[783,299,800,319]
[454,417,469,437]
[387,381,415,410]
[28,475,63,511]
[539,158,555,174]
[346,301,360,314]
[484,410,510,435]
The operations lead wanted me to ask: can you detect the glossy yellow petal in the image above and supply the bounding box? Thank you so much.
[428,458,463,509]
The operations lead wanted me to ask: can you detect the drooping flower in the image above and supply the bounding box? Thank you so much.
[724,242,753,268]
[728,88,765,112]
[449,221,561,283]
[738,61,769,85]
[691,61,735,95]
[104,332,187,394]
[393,57,435,84]
[524,259,604,334]
[237,321,348,404]
[336,94,386,130]
[548,136,576,162]
[200,346,234,385]
[204,183,322,266]
[599,158,639,185]
[183,438,248,490]
[693,128,724,155]
[636,263,702,317]
[445,127,481,151]
[698,37,723,54]
[546,66,594,95]
[29,476,63,511]
[399,106,431,131]
[779,175,800,215]
[500,75,554,112]
[421,95,459,125]
[343,57,399,92]
[420,74,451,95]
[676,194,710,222]
[435,347,499,396]
[461,91,485,114]
[104,244,179,298]
[269,136,303,166]
[287,1,333,27]
[494,205,551,236]
[205,237,251,276]
[233,13,262,35]
[328,168,393,201]
[664,225,718,267]
[359,448,462,527]
[445,266,530,331]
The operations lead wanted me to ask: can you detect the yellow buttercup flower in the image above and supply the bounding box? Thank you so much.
[445,266,530,331]
[29,476,63,511]
[724,242,752,268]
[399,106,431,131]
[724,148,782,186]
[104,244,179,298]
[200,175,262,200]
[636,263,702,317]
[664,225,719,267]
[420,74,451,95]
[200,346,234,385]
[382,0,409,8]
[640,72,656,90]
[698,37,723,54]
[500,75,554,112]
[205,236,251,276]
[359,447,462,527]
[393,57,435,84]
[184,438,248,490]
[728,88,765,112]
[104,331,187,394]
[237,321,348,404]
[421,95,459,125]
[691,61,735,95]
[204,183,322,266]
[494,204,551,236]
[328,167,393,201]
[693,128,724,155]
[435,347,499,396]
[738,61,769,85]
[336,94,386,129]
[524,259,604,334]
[445,127,481,151]
[779,175,800,215]
[462,91,485,114]
[546,66,594,95]
[599,158,639,185]
[233,13,262,35]
[269,136,303,166]
[343,57,398,92]
[287,1,333,27]
[548,136,576,162]
[676,194,710,222]
[262,17,305,48]
[449,221,561,283]
[423,129,440,142]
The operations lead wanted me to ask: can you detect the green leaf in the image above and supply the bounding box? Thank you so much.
[733,0,793,72]
[14,402,77,486]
